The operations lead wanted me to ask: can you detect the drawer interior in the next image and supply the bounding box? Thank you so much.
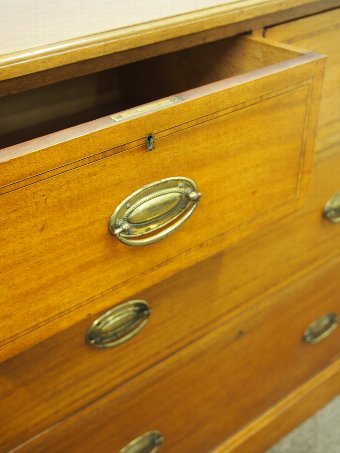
[0,36,299,149]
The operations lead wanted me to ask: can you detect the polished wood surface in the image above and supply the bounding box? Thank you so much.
[1,146,340,449]
[266,8,340,154]
[9,255,340,452]
[0,37,325,362]
[213,359,340,453]
[1,4,339,452]
[0,0,337,82]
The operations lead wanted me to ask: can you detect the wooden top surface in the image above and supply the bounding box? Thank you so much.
[0,0,337,81]
[2,0,230,55]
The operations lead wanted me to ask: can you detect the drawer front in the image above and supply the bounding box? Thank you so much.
[1,147,340,450]
[9,256,340,453]
[266,8,340,153]
[0,37,325,361]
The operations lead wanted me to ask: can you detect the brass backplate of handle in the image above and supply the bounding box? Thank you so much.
[86,300,150,348]
[304,312,338,344]
[109,177,201,246]
[323,193,340,224]
[120,431,163,453]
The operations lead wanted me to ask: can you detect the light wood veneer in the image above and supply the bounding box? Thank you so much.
[0,3,339,452]
[0,37,325,362]
[8,255,340,452]
[1,146,340,449]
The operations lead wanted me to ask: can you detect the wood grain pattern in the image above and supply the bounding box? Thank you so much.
[213,359,340,453]
[0,5,338,452]
[0,43,325,361]
[1,145,339,446]
[1,230,340,450]
[0,87,309,345]
[266,8,340,155]
[0,0,337,83]
[7,255,340,452]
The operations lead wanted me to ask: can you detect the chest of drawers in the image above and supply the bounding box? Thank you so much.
[0,1,339,452]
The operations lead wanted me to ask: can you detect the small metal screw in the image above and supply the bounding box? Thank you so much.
[304,335,312,343]
[113,222,131,236]
[188,191,202,201]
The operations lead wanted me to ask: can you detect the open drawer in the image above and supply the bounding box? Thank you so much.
[0,36,325,361]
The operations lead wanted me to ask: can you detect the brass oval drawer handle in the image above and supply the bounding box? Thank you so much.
[304,313,338,344]
[109,177,202,246]
[86,300,150,348]
[120,431,163,453]
[323,193,340,224]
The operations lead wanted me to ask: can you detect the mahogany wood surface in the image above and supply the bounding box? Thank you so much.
[213,359,340,452]
[1,146,340,449]
[0,38,325,362]
[1,147,340,449]
[9,255,340,452]
[1,4,339,452]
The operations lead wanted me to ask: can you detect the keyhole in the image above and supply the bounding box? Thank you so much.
[146,133,155,151]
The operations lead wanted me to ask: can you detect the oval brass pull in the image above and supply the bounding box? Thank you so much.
[120,431,163,453]
[323,193,340,223]
[86,300,150,348]
[304,313,338,344]
[109,177,201,246]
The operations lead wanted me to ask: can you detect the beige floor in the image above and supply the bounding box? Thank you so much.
[265,396,340,453]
